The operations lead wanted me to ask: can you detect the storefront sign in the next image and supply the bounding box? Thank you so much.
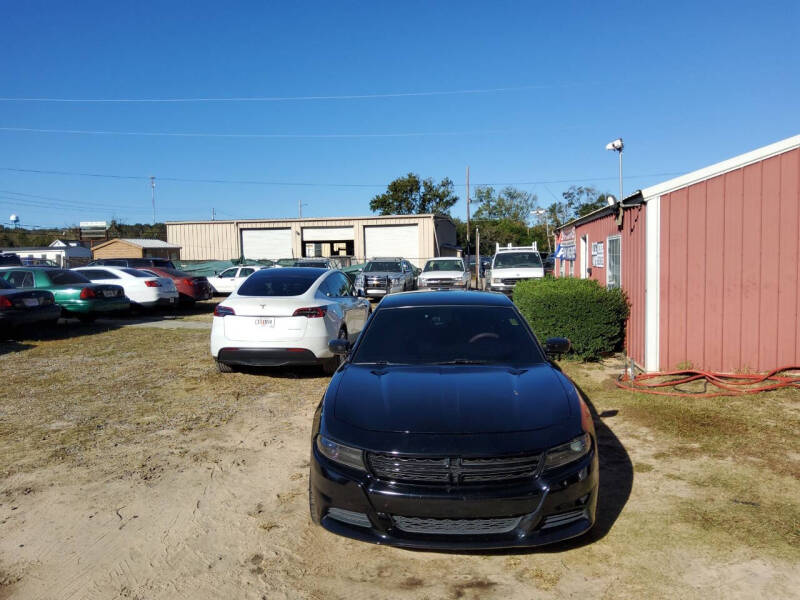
[592,242,604,267]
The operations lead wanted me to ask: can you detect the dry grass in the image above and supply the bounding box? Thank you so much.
[0,319,327,482]
[561,358,800,561]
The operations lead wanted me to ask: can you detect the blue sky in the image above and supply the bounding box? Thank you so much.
[1,1,798,228]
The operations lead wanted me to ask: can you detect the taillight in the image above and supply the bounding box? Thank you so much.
[80,287,96,299]
[292,306,327,318]
[182,278,194,286]
[145,280,162,287]
[214,305,235,317]
[0,296,12,310]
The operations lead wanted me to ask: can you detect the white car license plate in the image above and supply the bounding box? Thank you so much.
[23,297,39,307]
[103,290,116,298]
[254,317,274,327]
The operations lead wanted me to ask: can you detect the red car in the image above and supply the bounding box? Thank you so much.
[138,267,213,305]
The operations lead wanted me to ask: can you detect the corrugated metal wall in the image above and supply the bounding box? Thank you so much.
[167,216,446,263]
[569,207,647,366]
[659,147,800,372]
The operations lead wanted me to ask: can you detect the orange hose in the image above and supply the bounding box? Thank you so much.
[615,366,800,398]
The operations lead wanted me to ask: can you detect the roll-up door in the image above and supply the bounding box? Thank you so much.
[364,224,419,264]
[302,226,354,242]
[241,228,292,260]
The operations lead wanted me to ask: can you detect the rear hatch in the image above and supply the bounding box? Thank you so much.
[223,297,315,342]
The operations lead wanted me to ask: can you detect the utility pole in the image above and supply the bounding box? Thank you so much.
[475,226,481,290]
[149,176,156,224]
[212,208,216,221]
[465,166,470,257]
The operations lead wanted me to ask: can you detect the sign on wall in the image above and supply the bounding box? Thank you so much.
[559,243,576,261]
[592,242,604,267]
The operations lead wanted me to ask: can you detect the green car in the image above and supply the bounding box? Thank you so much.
[0,267,130,322]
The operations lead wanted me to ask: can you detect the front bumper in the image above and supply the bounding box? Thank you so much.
[309,445,598,550]
[217,347,321,367]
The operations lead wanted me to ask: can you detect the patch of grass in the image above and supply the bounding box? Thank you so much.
[0,323,327,481]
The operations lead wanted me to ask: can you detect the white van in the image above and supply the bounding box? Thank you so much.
[486,243,544,294]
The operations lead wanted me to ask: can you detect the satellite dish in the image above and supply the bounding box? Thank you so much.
[9,214,19,224]
[606,196,617,206]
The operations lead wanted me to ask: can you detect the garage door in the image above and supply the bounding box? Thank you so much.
[302,226,354,242]
[241,229,293,260]
[364,224,419,265]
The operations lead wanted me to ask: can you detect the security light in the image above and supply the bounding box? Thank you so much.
[606,195,617,206]
[605,138,624,151]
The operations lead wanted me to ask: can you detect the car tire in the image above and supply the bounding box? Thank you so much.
[215,359,234,373]
[322,328,347,375]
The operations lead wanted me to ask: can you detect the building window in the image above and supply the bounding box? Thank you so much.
[607,236,621,289]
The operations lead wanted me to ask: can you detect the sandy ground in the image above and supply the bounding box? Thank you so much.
[1,314,798,599]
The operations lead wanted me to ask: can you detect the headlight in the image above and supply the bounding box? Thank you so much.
[543,433,591,471]
[316,435,366,471]
[492,278,502,284]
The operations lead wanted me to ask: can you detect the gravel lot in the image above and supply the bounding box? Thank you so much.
[1,303,798,599]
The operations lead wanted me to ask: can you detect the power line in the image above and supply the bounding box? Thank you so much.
[0,166,684,188]
[0,126,511,139]
[0,83,592,103]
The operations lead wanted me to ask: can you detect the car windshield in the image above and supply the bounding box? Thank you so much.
[424,260,464,272]
[364,261,401,273]
[237,269,321,296]
[493,252,543,269]
[294,261,328,268]
[46,270,91,285]
[351,305,545,365]
[154,267,189,277]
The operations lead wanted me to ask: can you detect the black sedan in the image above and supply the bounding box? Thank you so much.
[309,290,597,550]
[0,277,61,334]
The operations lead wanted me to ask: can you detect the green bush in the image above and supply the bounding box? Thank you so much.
[513,277,629,360]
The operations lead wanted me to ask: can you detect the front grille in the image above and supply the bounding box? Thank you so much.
[501,278,523,285]
[367,453,542,486]
[392,515,522,535]
[425,279,457,287]
[364,275,388,288]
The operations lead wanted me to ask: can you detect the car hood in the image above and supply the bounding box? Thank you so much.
[332,363,571,434]
[490,267,544,276]
[419,270,465,279]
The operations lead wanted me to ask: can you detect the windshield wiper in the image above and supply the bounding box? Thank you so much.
[433,359,491,365]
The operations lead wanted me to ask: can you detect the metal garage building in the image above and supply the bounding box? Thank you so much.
[166,214,457,267]
[555,133,800,374]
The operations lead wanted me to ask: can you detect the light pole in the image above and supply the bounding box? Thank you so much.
[530,208,552,253]
[605,138,624,204]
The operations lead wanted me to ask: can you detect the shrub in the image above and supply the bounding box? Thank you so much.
[513,277,629,360]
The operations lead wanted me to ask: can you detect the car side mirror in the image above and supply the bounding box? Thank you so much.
[545,337,571,357]
[329,338,351,355]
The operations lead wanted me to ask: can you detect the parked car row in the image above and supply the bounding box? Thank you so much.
[0,263,214,334]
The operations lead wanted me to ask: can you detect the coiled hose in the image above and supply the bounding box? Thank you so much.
[616,366,800,398]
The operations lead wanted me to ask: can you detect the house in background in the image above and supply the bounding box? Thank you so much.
[91,238,182,261]
[0,240,92,267]
[555,133,800,374]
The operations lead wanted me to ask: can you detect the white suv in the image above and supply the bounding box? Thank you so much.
[486,243,544,294]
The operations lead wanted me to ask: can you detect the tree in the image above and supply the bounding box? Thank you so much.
[472,186,537,224]
[545,185,611,228]
[370,173,458,216]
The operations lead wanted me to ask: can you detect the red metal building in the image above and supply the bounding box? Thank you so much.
[555,134,800,373]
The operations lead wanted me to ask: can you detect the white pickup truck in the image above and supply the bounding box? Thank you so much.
[486,243,545,294]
